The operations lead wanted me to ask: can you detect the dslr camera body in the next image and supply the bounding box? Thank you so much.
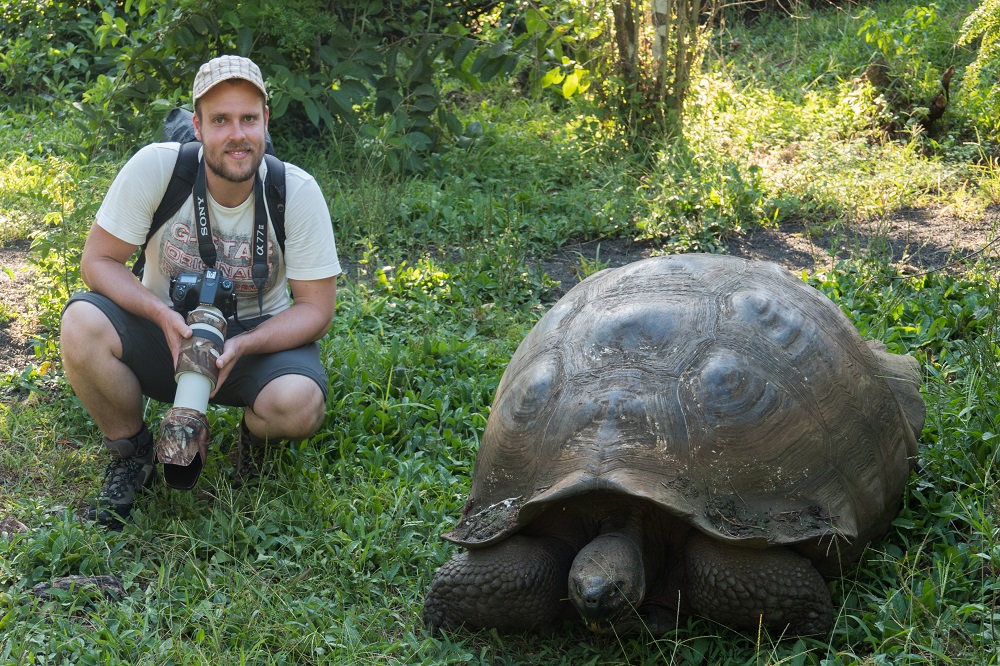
[157,267,236,489]
[169,269,236,319]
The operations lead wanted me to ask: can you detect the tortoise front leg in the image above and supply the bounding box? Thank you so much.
[683,532,834,636]
[423,535,576,634]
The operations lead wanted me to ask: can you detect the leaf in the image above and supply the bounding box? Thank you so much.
[562,70,580,98]
[470,41,512,75]
[270,94,290,118]
[412,83,437,98]
[450,68,481,90]
[405,58,429,86]
[540,66,565,88]
[402,131,432,151]
[302,97,320,126]
[476,56,509,83]
[412,96,437,113]
[189,15,210,35]
[451,38,476,68]
[440,109,464,135]
[329,89,358,124]
[525,8,548,35]
[237,26,253,54]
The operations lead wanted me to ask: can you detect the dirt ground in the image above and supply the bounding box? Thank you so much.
[0,238,39,377]
[1,205,996,378]
[536,205,998,300]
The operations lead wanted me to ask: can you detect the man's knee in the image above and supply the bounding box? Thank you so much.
[254,375,326,438]
[61,300,121,361]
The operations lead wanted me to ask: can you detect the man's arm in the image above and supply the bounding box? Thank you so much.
[211,275,337,393]
[80,223,191,363]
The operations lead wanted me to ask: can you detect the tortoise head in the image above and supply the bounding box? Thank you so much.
[568,533,646,632]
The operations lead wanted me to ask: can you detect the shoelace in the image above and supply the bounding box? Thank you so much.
[101,457,147,501]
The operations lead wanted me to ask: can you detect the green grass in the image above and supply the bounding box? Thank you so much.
[3,0,1000,663]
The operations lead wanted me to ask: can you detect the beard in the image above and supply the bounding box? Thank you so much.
[204,141,264,183]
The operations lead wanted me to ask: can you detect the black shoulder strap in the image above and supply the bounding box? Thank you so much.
[132,141,202,277]
[263,153,286,253]
[131,143,287,277]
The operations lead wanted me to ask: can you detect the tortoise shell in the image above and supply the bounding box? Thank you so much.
[446,254,920,563]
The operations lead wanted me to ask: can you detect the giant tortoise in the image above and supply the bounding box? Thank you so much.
[423,254,923,636]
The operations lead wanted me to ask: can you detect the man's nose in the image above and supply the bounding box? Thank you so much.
[228,120,248,141]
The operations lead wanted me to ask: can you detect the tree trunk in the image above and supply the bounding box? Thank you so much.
[672,0,701,116]
[652,0,672,100]
[612,0,640,91]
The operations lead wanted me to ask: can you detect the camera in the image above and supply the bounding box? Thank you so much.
[156,268,234,489]
[170,270,236,319]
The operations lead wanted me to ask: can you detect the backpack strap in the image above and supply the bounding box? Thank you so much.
[131,141,201,277]
[131,142,287,277]
[262,153,286,253]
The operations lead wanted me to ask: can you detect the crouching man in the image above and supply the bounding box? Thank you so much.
[60,55,341,526]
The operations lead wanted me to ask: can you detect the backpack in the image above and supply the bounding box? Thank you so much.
[130,108,286,277]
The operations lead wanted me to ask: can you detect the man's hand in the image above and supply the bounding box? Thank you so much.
[211,334,245,397]
[156,308,193,369]
[206,275,337,397]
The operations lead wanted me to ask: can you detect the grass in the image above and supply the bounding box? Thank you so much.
[2,0,1000,663]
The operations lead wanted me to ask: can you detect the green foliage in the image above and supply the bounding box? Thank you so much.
[573,244,610,280]
[7,0,526,170]
[4,0,1000,662]
[856,3,957,132]
[804,261,1000,664]
[859,4,942,62]
[0,0,113,101]
[691,0,989,233]
[1,1,516,168]
[635,140,772,252]
[958,0,1000,131]
[509,0,607,100]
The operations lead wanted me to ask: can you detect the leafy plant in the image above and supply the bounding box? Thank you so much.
[0,0,115,101]
[857,4,958,134]
[68,0,525,169]
[636,142,772,252]
[573,243,609,280]
[958,0,1000,131]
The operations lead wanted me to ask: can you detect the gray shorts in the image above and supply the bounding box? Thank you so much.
[64,291,328,408]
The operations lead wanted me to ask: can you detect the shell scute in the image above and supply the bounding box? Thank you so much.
[446,254,920,561]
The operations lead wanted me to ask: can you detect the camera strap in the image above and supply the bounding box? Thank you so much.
[193,157,217,269]
[251,174,269,316]
[193,155,269,316]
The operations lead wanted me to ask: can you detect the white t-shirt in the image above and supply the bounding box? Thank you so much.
[95,142,341,320]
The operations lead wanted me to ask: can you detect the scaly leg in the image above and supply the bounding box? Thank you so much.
[423,535,575,634]
[683,531,834,636]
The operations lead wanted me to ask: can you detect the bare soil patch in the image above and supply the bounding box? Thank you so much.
[0,239,38,377]
[540,205,999,300]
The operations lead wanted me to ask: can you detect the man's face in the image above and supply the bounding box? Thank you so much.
[193,80,269,184]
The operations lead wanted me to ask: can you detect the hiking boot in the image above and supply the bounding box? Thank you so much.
[231,419,269,488]
[86,425,156,527]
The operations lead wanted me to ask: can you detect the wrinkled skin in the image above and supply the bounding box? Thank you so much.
[424,495,834,636]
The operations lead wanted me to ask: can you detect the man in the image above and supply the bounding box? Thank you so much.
[60,55,340,525]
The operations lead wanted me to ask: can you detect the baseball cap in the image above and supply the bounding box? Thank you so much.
[192,55,268,102]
